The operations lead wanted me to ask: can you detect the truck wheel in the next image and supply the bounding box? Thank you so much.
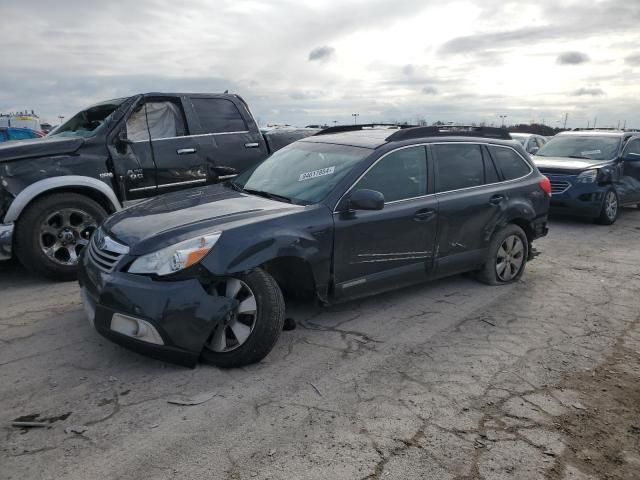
[477,224,528,285]
[201,268,285,368]
[595,189,618,225]
[15,193,107,281]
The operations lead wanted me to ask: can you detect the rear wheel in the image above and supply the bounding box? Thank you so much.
[15,193,107,281]
[477,224,528,285]
[201,268,285,368]
[595,188,618,225]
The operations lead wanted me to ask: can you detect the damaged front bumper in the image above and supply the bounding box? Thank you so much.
[0,222,13,261]
[78,252,236,367]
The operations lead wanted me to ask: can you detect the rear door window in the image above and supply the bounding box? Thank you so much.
[434,144,485,192]
[490,146,532,180]
[191,98,247,133]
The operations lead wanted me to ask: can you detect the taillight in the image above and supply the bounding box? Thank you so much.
[539,176,552,197]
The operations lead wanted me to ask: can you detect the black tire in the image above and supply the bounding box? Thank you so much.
[201,268,285,368]
[595,188,619,225]
[477,224,529,286]
[14,192,107,281]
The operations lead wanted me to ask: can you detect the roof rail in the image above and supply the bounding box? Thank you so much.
[314,124,414,136]
[386,126,511,142]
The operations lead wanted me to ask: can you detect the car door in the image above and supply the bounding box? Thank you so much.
[432,143,508,275]
[332,145,438,299]
[187,96,268,180]
[620,137,640,203]
[138,97,208,193]
[108,104,159,201]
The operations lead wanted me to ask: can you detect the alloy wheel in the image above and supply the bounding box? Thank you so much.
[495,234,525,282]
[206,279,258,353]
[39,208,98,266]
[605,191,618,221]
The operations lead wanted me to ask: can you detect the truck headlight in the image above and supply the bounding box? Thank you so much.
[128,232,221,276]
[576,169,598,184]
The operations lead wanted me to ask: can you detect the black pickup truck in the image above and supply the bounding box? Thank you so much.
[0,93,317,279]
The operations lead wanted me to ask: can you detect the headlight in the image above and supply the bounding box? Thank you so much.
[128,232,221,276]
[576,169,598,184]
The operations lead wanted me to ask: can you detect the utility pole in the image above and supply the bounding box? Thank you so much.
[617,120,620,130]
[593,116,597,129]
[352,113,359,125]
[563,113,568,129]
[623,120,627,130]
[58,115,64,124]
[499,115,507,127]
[332,120,337,126]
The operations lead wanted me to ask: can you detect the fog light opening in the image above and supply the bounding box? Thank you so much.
[110,314,164,345]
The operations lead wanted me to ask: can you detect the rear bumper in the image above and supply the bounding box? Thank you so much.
[78,252,236,367]
[0,222,13,261]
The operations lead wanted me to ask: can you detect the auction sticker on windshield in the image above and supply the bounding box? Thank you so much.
[581,150,602,156]
[299,166,335,181]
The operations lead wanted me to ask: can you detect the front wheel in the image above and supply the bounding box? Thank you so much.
[477,224,529,285]
[14,193,107,281]
[595,188,618,225]
[201,268,285,368]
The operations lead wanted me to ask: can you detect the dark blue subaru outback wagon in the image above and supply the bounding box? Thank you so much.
[79,125,550,368]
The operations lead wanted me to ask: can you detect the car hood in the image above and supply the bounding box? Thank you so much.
[103,184,305,255]
[0,135,85,162]
[532,156,612,174]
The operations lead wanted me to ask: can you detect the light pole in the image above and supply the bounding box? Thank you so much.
[499,115,507,127]
[352,113,359,125]
[58,115,65,124]
[332,120,338,126]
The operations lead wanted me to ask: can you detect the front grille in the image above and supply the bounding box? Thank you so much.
[550,180,571,195]
[87,230,129,273]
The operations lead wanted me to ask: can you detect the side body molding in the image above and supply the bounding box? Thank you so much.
[3,175,122,223]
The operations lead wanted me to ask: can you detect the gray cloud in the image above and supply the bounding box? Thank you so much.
[557,51,590,65]
[308,46,335,62]
[625,53,640,65]
[422,86,438,95]
[572,88,605,96]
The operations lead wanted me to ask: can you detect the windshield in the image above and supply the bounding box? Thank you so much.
[233,141,372,204]
[49,98,126,138]
[535,135,620,160]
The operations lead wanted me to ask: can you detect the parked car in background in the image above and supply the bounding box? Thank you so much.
[511,133,548,155]
[0,93,318,279]
[0,127,44,143]
[78,125,550,368]
[532,130,640,224]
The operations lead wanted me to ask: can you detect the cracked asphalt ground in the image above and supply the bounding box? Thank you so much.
[2,211,640,480]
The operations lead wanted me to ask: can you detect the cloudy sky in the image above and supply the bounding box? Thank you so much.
[1,0,639,128]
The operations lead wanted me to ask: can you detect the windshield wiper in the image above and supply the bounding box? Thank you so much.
[242,188,293,204]
[567,155,592,160]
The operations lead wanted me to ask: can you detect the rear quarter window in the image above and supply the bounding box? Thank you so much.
[490,146,531,180]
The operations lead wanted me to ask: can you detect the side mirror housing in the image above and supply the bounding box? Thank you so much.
[349,189,384,211]
[115,130,132,153]
[529,146,539,155]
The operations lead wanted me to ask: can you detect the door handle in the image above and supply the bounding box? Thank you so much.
[414,209,436,221]
[177,148,196,155]
[489,194,505,205]
[244,142,260,148]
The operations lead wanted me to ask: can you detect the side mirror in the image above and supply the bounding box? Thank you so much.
[116,130,132,146]
[349,189,384,211]
[529,146,539,155]
[623,152,640,162]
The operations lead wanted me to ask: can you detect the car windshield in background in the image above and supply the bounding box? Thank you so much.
[49,98,126,138]
[511,135,527,146]
[535,136,620,161]
[233,142,371,205]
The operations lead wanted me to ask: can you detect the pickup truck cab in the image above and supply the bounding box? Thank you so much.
[0,93,316,278]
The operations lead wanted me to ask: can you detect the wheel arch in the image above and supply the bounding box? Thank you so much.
[260,256,319,301]
[4,176,121,223]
